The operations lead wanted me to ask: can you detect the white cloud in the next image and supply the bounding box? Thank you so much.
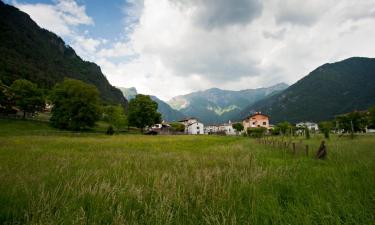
[14,0,93,36]
[11,0,375,101]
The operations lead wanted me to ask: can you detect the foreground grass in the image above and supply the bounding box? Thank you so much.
[0,120,374,224]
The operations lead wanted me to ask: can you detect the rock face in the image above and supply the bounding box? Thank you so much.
[238,57,375,123]
[0,1,127,106]
[168,83,288,124]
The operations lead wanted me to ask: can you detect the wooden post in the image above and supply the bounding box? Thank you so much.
[292,142,296,155]
[305,145,309,156]
[284,142,287,148]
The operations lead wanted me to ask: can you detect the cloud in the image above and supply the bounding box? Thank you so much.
[11,0,375,101]
[14,0,93,36]
[175,0,263,29]
[274,0,331,26]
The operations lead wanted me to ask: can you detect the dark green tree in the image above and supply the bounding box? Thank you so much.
[128,94,161,132]
[0,80,14,114]
[232,123,244,134]
[369,106,375,128]
[102,105,127,131]
[10,79,44,118]
[336,111,369,134]
[319,121,333,139]
[50,79,101,130]
[276,121,291,136]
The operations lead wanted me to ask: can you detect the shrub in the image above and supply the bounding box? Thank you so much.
[247,127,267,138]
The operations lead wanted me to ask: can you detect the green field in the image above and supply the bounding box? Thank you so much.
[0,119,374,225]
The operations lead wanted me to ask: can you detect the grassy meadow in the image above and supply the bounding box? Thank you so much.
[0,119,374,225]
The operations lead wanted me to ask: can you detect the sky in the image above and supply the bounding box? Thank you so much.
[6,0,375,100]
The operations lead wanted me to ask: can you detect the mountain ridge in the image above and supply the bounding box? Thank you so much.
[237,57,375,123]
[0,1,127,106]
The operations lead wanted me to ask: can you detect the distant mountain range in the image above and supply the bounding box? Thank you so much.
[118,87,186,122]
[237,57,375,123]
[0,1,127,106]
[168,83,289,124]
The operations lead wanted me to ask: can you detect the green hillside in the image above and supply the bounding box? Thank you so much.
[0,1,127,105]
[238,57,375,123]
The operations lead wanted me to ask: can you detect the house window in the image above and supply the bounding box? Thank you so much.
[252,122,256,125]
[263,122,267,125]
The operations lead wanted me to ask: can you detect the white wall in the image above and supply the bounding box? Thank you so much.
[187,122,204,135]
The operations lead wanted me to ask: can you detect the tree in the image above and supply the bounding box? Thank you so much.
[319,121,333,139]
[336,111,369,135]
[128,94,161,132]
[50,79,101,130]
[369,106,375,129]
[276,121,291,136]
[232,123,244,134]
[102,105,127,131]
[170,122,185,132]
[0,81,14,114]
[10,79,44,118]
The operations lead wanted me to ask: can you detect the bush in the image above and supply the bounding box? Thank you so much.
[170,122,185,132]
[247,127,267,138]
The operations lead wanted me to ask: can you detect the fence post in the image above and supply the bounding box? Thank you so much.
[292,142,296,155]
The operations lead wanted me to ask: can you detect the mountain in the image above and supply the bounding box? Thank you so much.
[150,96,186,122]
[168,83,288,124]
[0,1,127,106]
[237,57,375,123]
[118,87,186,122]
[117,87,137,100]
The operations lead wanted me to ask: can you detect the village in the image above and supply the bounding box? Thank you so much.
[150,112,322,135]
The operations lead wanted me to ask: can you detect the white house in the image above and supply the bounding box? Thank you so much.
[179,118,204,135]
[219,121,236,135]
[204,121,237,135]
[205,125,219,134]
[296,122,319,131]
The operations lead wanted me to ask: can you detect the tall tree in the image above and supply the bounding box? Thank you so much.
[50,79,101,130]
[10,79,44,118]
[102,105,128,131]
[319,121,333,139]
[336,111,369,134]
[232,123,244,134]
[128,94,161,132]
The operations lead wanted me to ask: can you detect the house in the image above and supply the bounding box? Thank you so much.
[205,121,237,135]
[219,121,236,135]
[296,122,319,131]
[243,112,270,130]
[179,118,204,135]
[205,125,219,134]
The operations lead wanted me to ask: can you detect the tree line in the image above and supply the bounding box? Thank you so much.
[0,78,161,133]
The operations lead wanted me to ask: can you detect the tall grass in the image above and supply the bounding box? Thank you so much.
[0,119,374,224]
